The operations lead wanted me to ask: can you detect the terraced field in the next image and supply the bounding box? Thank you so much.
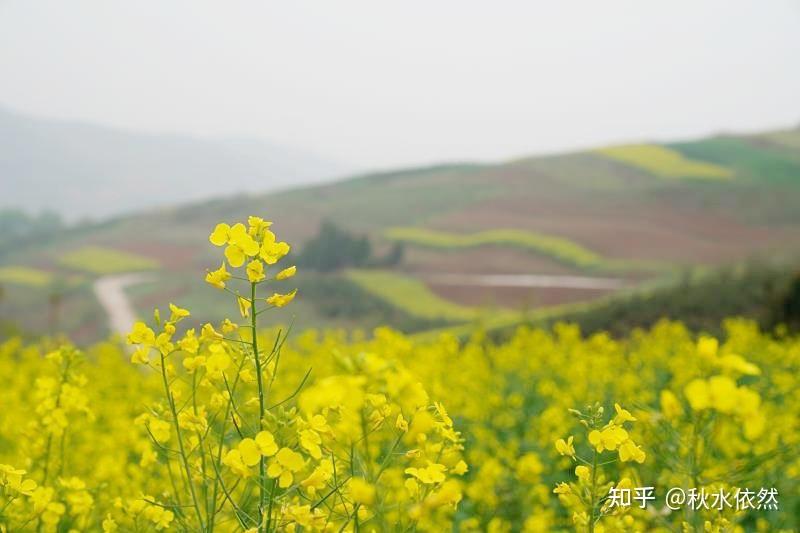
[345,269,480,322]
[385,227,604,268]
[58,245,159,274]
[595,144,733,179]
[0,266,53,287]
[383,226,674,275]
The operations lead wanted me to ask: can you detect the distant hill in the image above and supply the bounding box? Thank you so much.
[0,106,351,219]
[1,124,800,342]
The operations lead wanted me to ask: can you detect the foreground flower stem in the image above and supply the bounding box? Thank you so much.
[160,352,205,530]
[265,478,277,531]
[208,355,248,533]
[688,413,703,531]
[250,280,268,532]
[41,357,71,486]
[589,449,598,533]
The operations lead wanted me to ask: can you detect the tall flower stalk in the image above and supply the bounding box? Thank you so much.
[554,403,646,532]
[123,216,462,532]
[127,216,299,531]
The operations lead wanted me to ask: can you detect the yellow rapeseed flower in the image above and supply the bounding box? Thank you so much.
[266,289,297,308]
[349,478,376,505]
[247,216,272,238]
[210,222,260,267]
[255,431,279,456]
[575,465,590,483]
[222,449,251,478]
[275,265,297,280]
[553,482,571,495]
[613,403,636,424]
[260,231,290,265]
[205,262,231,289]
[396,413,409,432]
[301,460,333,497]
[168,303,190,322]
[299,429,322,459]
[246,259,265,283]
[588,424,628,452]
[405,462,447,484]
[267,448,305,488]
[238,438,262,467]
[127,322,155,345]
[617,439,646,463]
[660,390,683,420]
[555,436,575,458]
[237,293,251,318]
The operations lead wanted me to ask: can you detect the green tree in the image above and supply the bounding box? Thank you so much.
[297,221,372,272]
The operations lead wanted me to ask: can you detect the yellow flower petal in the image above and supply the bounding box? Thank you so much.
[246,260,265,283]
[209,223,231,246]
[275,266,297,281]
[225,245,246,268]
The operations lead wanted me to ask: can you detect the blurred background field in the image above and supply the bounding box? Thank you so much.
[2,1,799,344]
[2,126,800,343]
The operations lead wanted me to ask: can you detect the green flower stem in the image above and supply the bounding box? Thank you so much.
[208,353,249,533]
[41,357,72,486]
[589,448,598,533]
[250,281,268,532]
[191,372,211,524]
[160,352,205,531]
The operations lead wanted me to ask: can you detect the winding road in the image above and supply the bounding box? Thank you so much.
[91,271,624,335]
[92,273,154,336]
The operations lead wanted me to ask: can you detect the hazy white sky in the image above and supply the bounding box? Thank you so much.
[1,0,798,170]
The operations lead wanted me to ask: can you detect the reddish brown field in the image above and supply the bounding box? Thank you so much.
[119,241,199,270]
[402,247,581,276]
[430,196,800,264]
[426,282,617,309]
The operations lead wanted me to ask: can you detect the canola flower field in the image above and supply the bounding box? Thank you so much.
[58,246,159,275]
[384,227,603,270]
[1,216,798,532]
[593,145,733,180]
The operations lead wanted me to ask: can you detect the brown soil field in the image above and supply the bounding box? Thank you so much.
[430,195,800,264]
[401,246,582,276]
[120,241,198,270]
[426,282,617,309]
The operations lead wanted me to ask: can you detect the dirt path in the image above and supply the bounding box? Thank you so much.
[90,271,620,336]
[420,273,626,290]
[92,273,154,336]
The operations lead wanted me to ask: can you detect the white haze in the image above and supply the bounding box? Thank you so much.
[0,0,798,171]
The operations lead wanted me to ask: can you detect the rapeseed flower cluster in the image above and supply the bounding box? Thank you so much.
[0,216,797,532]
[122,217,466,532]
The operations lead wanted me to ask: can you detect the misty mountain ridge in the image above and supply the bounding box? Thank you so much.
[0,106,352,220]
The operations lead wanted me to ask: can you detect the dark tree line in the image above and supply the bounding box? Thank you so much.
[0,209,64,258]
[296,221,403,272]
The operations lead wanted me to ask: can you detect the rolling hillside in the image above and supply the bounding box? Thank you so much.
[2,126,800,342]
[0,106,350,219]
